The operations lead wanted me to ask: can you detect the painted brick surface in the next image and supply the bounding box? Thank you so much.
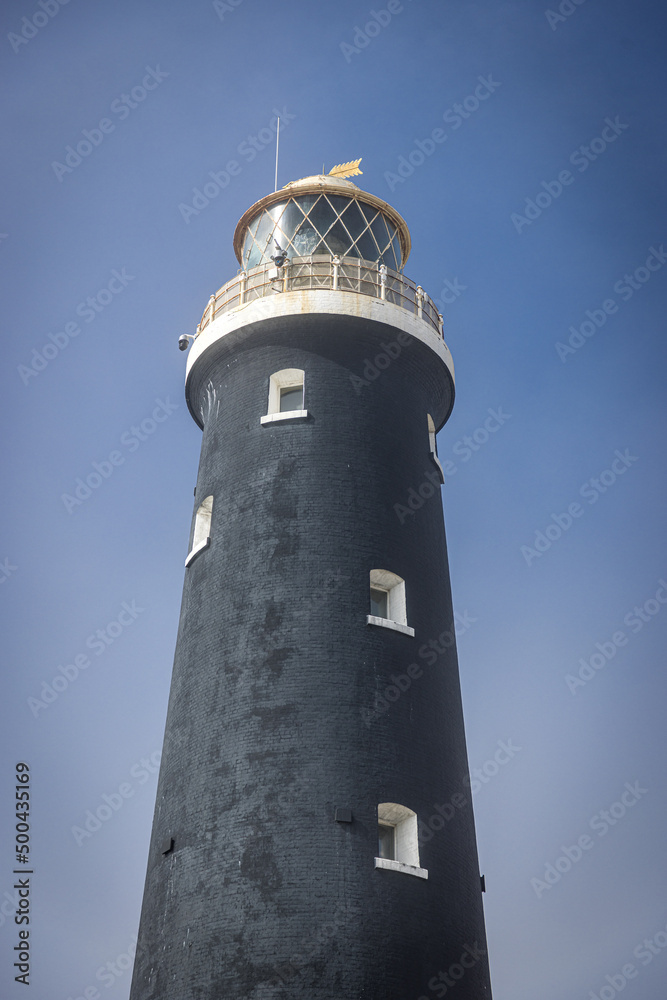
[129,313,493,999]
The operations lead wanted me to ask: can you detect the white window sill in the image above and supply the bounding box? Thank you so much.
[185,537,210,567]
[374,858,428,879]
[260,410,308,425]
[366,615,415,637]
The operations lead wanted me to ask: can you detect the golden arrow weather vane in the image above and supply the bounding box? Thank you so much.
[327,158,363,179]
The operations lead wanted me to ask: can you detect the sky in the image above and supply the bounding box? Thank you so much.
[1,0,666,997]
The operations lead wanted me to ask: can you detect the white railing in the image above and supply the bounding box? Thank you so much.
[195,255,444,339]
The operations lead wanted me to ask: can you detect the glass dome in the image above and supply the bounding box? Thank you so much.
[234,175,411,272]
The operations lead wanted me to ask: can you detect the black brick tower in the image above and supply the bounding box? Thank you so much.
[129,172,493,999]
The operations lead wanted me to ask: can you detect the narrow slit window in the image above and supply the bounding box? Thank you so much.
[185,495,213,567]
[427,413,445,484]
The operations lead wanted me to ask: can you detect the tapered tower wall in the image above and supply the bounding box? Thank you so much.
[129,178,492,1000]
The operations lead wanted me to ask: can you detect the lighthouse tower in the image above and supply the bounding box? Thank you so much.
[129,168,493,999]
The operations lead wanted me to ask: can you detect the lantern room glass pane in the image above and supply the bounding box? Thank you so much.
[325,194,353,216]
[295,193,319,216]
[358,201,378,225]
[353,229,380,263]
[390,234,402,269]
[254,211,279,258]
[323,219,353,256]
[244,240,263,268]
[276,200,306,244]
[291,220,320,257]
[370,214,391,255]
[310,197,340,239]
[340,201,367,243]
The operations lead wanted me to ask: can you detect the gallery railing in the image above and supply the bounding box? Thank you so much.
[195,255,444,339]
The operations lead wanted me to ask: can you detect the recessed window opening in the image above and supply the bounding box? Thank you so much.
[427,413,445,484]
[261,368,307,425]
[378,822,395,860]
[185,495,213,567]
[367,570,414,635]
[375,803,426,878]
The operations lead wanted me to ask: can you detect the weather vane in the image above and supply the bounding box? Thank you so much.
[327,158,363,179]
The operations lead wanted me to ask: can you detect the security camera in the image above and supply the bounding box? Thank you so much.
[178,335,190,351]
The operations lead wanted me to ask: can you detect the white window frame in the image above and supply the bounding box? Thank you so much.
[185,495,213,567]
[260,368,308,425]
[427,414,445,484]
[367,570,414,637]
[375,802,427,879]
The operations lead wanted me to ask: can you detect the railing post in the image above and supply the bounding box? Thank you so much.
[208,294,215,325]
[438,313,444,338]
[282,261,289,293]
[195,323,201,339]
[239,271,247,306]
[379,264,387,300]
[332,255,340,291]
[416,285,423,319]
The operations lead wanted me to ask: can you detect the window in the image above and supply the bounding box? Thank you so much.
[375,803,427,879]
[370,587,388,619]
[185,495,213,567]
[427,414,445,484]
[367,570,414,637]
[241,194,404,271]
[280,385,303,412]
[260,368,308,425]
[378,823,395,860]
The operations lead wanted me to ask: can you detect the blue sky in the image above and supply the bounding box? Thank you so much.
[1,0,666,997]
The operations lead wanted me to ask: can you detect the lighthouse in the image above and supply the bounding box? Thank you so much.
[129,165,493,998]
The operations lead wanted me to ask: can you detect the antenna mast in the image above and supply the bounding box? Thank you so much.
[274,116,280,192]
